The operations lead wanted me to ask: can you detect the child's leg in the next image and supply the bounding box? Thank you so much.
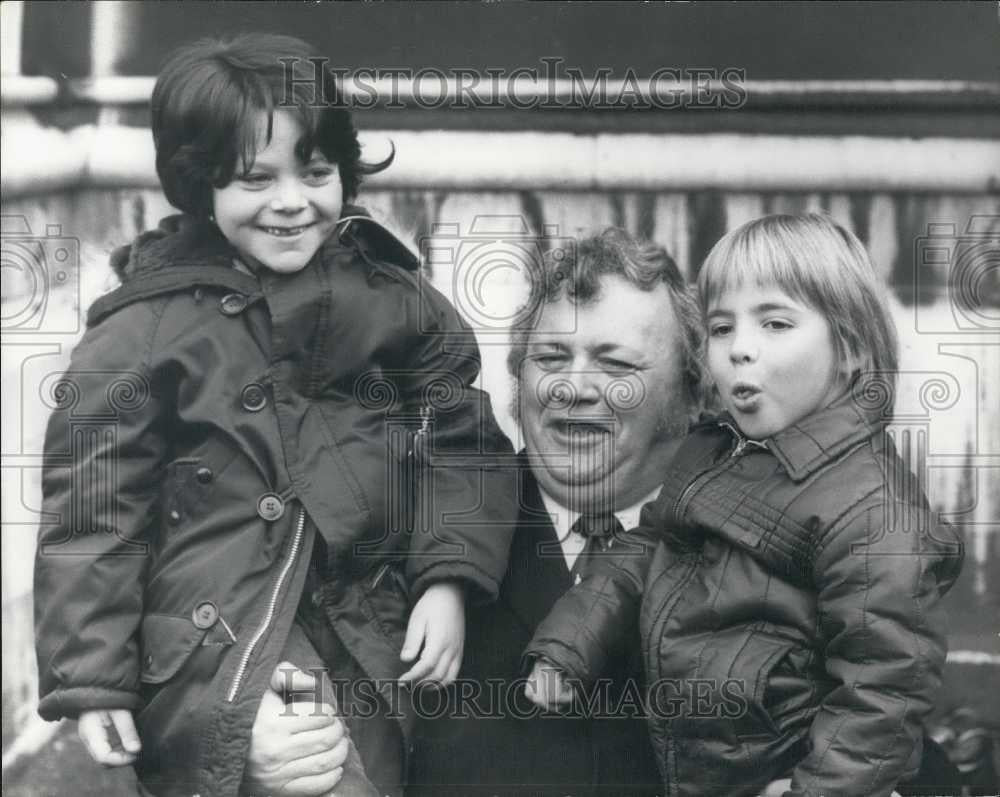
[296,599,406,797]
[277,621,379,797]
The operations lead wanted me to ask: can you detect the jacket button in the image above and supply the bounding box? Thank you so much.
[219,293,248,316]
[168,509,181,525]
[257,493,285,521]
[191,601,219,630]
[241,383,267,412]
[195,467,214,484]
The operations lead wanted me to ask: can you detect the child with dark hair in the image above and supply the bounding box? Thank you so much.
[34,33,517,797]
[525,214,963,797]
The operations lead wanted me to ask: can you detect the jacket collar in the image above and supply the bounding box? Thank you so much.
[714,389,885,482]
[336,204,420,271]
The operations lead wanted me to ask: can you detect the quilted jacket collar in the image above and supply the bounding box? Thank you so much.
[712,387,886,482]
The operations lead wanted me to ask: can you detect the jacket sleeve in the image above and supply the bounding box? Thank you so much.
[522,494,665,684]
[395,280,519,604]
[787,501,963,797]
[34,301,169,720]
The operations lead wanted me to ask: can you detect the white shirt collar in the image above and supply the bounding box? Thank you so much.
[537,485,663,571]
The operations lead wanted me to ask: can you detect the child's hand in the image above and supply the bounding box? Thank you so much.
[399,581,465,686]
[77,709,141,766]
[524,660,575,710]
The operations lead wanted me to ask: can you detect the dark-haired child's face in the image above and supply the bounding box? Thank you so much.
[706,284,843,440]
[212,110,343,275]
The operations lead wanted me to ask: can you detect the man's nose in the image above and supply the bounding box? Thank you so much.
[270,181,307,213]
[566,370,603,406]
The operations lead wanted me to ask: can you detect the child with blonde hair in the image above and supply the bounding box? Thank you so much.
[525,213,963,797]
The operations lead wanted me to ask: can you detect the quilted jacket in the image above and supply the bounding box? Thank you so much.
[526,397,963,797]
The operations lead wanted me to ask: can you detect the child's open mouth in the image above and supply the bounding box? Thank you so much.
[259,223,313,237]
[731,383,761,409]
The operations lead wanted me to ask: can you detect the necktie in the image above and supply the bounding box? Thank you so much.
[569,513,624,582]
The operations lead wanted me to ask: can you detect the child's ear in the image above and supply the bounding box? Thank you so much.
[840,349,867,385]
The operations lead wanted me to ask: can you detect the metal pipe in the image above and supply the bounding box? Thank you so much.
[53,76,1000,108]
[6,124,996,197]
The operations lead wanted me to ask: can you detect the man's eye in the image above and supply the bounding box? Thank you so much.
[600,358,637,373]
[531,354,567,370]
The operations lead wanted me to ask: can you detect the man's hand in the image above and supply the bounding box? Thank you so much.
[243,662,349,797]
[399,581,465,685]
[524,660,575,710]
[78,709,141,766]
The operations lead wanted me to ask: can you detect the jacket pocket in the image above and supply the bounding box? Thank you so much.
[139,613,209,684]
[358,561,410,643]
[139,607,235,684]
[730,631,801,740]
[161,441,239,523]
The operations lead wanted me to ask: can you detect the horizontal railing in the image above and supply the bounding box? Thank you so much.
[3,122,999,198]
[5,75,1000,108]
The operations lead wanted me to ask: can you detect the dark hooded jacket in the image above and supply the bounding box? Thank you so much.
[526,397,963,797]
[34,209,518,796]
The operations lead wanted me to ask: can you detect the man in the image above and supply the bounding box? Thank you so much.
[408,227,704,796]
[243,227,701,795]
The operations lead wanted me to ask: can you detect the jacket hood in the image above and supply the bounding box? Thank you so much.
[110,205,419,280]
[110,215,233,279]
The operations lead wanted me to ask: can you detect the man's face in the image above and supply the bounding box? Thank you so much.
[518,276,690,513]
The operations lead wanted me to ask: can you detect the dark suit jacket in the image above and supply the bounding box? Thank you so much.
[409,453,662,796]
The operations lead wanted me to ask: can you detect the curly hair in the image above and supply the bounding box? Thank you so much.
[507,227,705,416]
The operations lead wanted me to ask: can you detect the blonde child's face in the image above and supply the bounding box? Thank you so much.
[212,110,343,275]
[706,283,844,440]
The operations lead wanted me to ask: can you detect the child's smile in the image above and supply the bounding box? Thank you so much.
[706,285,844,439]
[212,109,343,275]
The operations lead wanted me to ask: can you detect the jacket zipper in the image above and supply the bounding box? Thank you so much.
[646,554,699,796]
[226,505,306,702]
[717,420,768,458]
[413,405,433,455]
[670,420,768,521]
[659,422,767,789]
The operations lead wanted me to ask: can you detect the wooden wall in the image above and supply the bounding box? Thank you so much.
[3,184,998,752]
